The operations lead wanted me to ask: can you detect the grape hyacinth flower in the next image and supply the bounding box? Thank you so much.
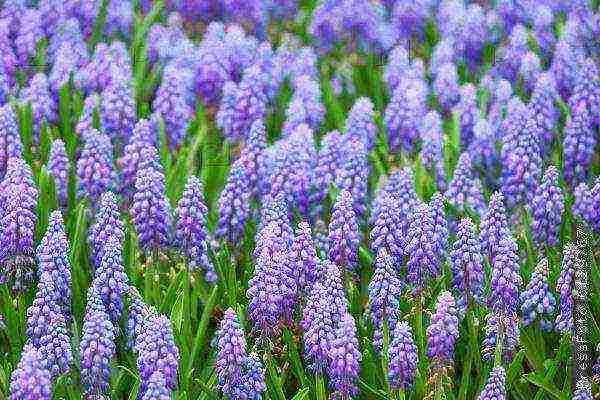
[135,314,180,395]
[405,202,440,293]
[450,218,485,314]
[80,285,116,395]
[370,193,404,263]
[469,116,498,180]
[488,235,522,314]
[47,139,69,206]
[479,192,509,262]
[9,345,52,400]
[25,275,62,346]
[283,75,324,134]
[426,291,459,367]
[563,104,596,187]
[482,311,520,363]
[385,79,428,153]
[430,193,448,261]
[175,175,215,282]
[88,192,125,268]
[530,166,564,247]
[75,93,100,138]
[573,378,593,400]
[445,152,486,215]
[384,45,424,93]
[477,366,506,400]
[533,5,555,55]
[240,354,267,400]
[555,244,576,334]
[388,320,418,391]
[433,63,460,113]
[38,313,72,379]
[453,84,478,147]
[345,97,377,151]
[573,177,600,232]
[141,371,171,400]
[517,51,541,92]
[131,147,172,254]
[49,43,81,95]
[328,190,361,273]
[126,286,154,351]
[520,258,555,330]
[117,119,157,200]
[336,136,369,216]
[392,0,432,40]
[529,72,560,150]
[76,42,132,93]
[0,104,23,177]
[100,74,136,143]
[568,58,600,128]
[368,249,402,353]
[93,237,128,326]
[76,129,117,206]
[419,111,446,190]
[328,313,361,400]
[15,8,44,66]
[19,73,57,140]
[290,221,318,294]
[313,130,343,209]
[497,24,529,82]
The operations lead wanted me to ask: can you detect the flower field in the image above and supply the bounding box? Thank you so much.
[0,0,599,399]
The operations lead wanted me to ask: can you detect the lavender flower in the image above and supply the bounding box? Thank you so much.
[9,345,52,400]
[117,119,157,200]
[563,104,596,187]
[345,97,377,151]
[518,51,541,91]
[88,192,125,268]
[141,371,171,400]
[530,166,564,247]
[405,202,440,292]
[529,72,559,150]
[568,58,600,128]
[0,104,22,177]
[131,147,172,254]
[19,73,57,139]
[533,5,555,55]
[370,194,404,263]
[426,291,459,367]
[38,313,72,379]
[392,0,432,40]
[555,244,576,334]
[482,311,520,363]
[385,79,428,153]
[75,93,100,138]
[336,136,369,216]
[476,367,506,400]
[135,314,180,395]
[573,177,600,232]
[419,111,446,190]
[520,258,555,330]
[25,275,62,346]
[388,320,418,391]
[479,192,509,262]
[47,139,69,205]
[368,249,402,353]
[445,152,486,215]
[302,282,337,372]
[80,285,116,395]
[216,157,253,245]
[76,42,132,93]
[76,129,117,206]
[283,75,324,134]
[328,313,361,400]
[328,190,361,273]
[175,175,215,282]
[488,235,522,314]
[100,75,136,143]
[453,84,478,147]
[15,8,44,66]
[93,237,128,325]
[450,218,485,314]
[290,221,318,293]
[214,308,250,399]
[313,130,343,208]
[433,63,460,113]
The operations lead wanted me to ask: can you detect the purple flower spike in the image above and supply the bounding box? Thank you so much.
[433,63,460,113]
[216,157,253,245]
[328,313,361,400]
[88,192,125,269]
[419,111,446,190]
[336,136,369,216]
[370,194,404,263]
[533,5,555,55]
[93,237,128,326]
[518,51,541,92]
[568,58,600,128]
[47,139,69,205]
[76,42,132,93]
[313,130,343,208]
[368,249,402,353]
[302,282,336,372]
[241,354,267,400]
[75,93,100,138]
[0,104,23,177]
[80,285,116,395]
[19,73,57,139]
[384,45,424,93]
[37,211,72,319]
[385,79,428,153]
[530,166,564,247]
[556,244,577,334]
[392,0,432,40]
[477,367,506,400]
[100,75,136,143]
[290,221,318,294]
[573,177,600,232]
[482,312,520,363]
[453,83,478,147]
[563,104,596,187]
[38,313,72,379]
[131,147,172,254]
[117,119,157,200]
[136,314,180,396]
[405,202,440,293]
[346,97,377,151]
[214,308,249,398]
[520,258,555,330]
[529,72,560,150]
[479,192,509,262]
[26,275,62,347]
[573,379,593,400]
[9,344,52,400]
[49,43,82,95]
[328,190,361,273]
[450,218,485,314]
[488,235,522,314]
[445,152,486,215]
[430,193,448,261]
[283,75,324,135]
[15,8,44,66]
[388,320,418,391]
[76,129,117,206]
[426,291,459,367]
[175,175,215,282]
[141,371,171,400]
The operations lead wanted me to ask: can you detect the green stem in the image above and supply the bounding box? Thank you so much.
[315,373,326,400]
[494,316,506,367]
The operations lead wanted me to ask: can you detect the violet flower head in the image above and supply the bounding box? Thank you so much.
[301,281,337,373]
[126,286,154,351]
[550,39,585,99]
[19,73,57,139]
[15,8,44,66]
[392,0,432,40]
[370,167,418,226]
[328,189,361,273]
[445,152,486,215]
[314,130,343,208]
[76,42,132,93]
[283,75,324,135]
[528,72,560,150]
[25,275,62,347]
[93,237,128,326]
[37,211,72,319]
[405,202,440,293]
[80,285,116,395]
[568,57,600,128]
[518,51,541,92]
[368,249,402,353]
[431,39,456,76]
[136,314,180,396]
[328,313,361,400]
[533,5,555,55]
[433,63,460,113]
[336,136,369,216]
[385,78,428,153]
[384,45,425,93]
[117,119,157,200]
[175,175,215,282]
[75,93,100,138]
[477,366,506,400]
[38,313,72,379]
[488,234,522,314]
[430,193,448,261]
[483,308,521,364]
[100,74,136,143]
[468,116,497,181]
[345,97,377,151]
[450,218,485,314]
[254,194,293,258]
[563,103,596,187]
[241,353,267,400]
[479,192,509,262]
[216,157,253,245]
[497,24,529,82]
[453,83,478,147]
[427,291,459,367]
[530,166,564,247]
[0,104,23,177]
[388,320,418,391]
[131,147,172,254]
[47,139,69,206]
[573,177,600,232]
[290,221,318,293]
[520,258,555,331]
[419,111,446,189]
[9,344,52,400]
[370,193,404,263]
[49,43,82,95]
[141,371,171,400]
[555,244,577,334]
[76,129,117,206]
[214,308,249,399]
[88,191,125,268]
